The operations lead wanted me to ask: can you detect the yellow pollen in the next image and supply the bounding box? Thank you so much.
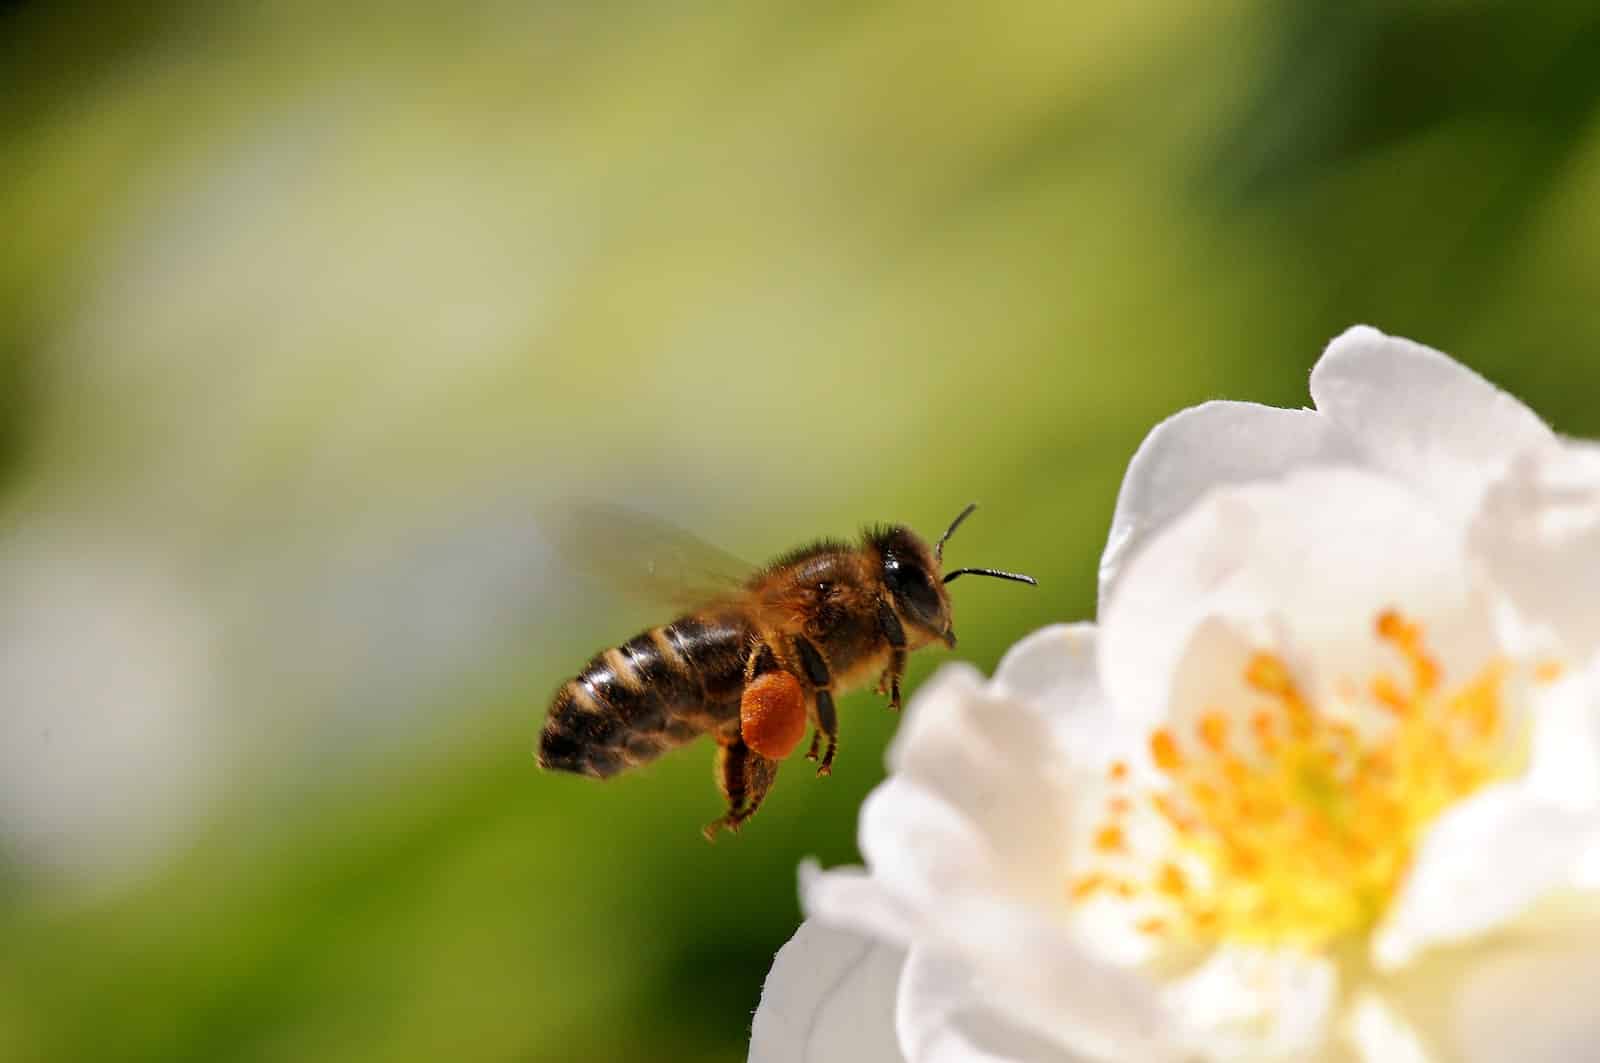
[1535,660,1566,684]
[1076,612,1516,951]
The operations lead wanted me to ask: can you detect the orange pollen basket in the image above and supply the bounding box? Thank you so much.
[1068,610,1515,950]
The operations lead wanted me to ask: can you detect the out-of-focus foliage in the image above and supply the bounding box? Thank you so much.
[3,1,1599,1060]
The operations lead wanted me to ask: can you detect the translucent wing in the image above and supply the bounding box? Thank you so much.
[540,501,757,610]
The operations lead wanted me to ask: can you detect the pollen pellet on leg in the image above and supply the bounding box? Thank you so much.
[740,671,807,759]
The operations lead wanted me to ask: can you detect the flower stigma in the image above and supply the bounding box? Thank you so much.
[1072,612,1523,951]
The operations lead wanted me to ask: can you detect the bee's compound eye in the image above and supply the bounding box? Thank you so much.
[884,554,942,626]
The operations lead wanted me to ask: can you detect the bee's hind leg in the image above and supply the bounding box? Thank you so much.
[704,732,780,841]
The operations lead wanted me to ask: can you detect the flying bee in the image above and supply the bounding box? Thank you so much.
[536,503,1036,838]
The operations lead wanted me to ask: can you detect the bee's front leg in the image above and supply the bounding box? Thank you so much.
[875,598,908,711]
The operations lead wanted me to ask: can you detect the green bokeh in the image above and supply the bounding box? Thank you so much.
[4,2,1600,1060]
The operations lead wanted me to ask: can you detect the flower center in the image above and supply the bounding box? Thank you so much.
[1071,611,1520,950]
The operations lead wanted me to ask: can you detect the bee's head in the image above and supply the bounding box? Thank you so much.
[871,525,955,648]
[870,504,1036,650]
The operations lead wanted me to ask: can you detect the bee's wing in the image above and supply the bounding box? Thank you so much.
[542,501,757,610]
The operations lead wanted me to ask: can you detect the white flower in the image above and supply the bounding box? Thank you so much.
[1101,325,1599,659]
[751,328,1600,1062]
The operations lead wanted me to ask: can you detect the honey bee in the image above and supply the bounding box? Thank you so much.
[536,503,1036,838]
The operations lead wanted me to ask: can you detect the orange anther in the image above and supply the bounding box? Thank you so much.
[1151,730,1184,773]
[1137,917,1169,936]
[1376,610,1409,643]
[1070,873,1106,901]
[1535,660,1566,684]
[1246,653,1296,697]
[1094,825,1126,854]
[1413,654,1441,693]
[1371,674,1409,714]
[1157,862,1188,898]
[1108,759,1130,782]
[1198,712,1230,754]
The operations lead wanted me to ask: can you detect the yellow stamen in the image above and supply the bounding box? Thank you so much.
[1071,612,1516,951]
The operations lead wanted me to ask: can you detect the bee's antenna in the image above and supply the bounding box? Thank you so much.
[942,567,1038,586]
[935,502,979,562]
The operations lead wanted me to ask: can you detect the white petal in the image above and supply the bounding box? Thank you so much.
[801,860,920,947]
[1341,992,1432,1063]
[812,864,1175,1062]
[930,894,1174,1062]
[850,775,1021,913]
[750,920,907,1063]
[881,659,1083,906]
[896,948,1094,1063]
[1369,909,1600,1063]
[1163,945,1338,1061]
[1450,924,1600,1063]
[1101,466,1499,731]
[1309,325,1554,523]
[1373,782,1599,971]
[1470,441,1600,657]
[1525,657,1600,812]
[1099,401,1354,611]
[988,623,1123,775]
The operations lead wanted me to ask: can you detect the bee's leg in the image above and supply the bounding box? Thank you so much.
[792,636,839,776]
[875,598,908,711]
[704,731,779,841]
[812,690,838,775]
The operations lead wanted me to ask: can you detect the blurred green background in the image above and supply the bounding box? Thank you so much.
[4,1,1600,1060]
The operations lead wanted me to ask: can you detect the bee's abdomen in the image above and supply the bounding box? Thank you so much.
[538,613,750,779]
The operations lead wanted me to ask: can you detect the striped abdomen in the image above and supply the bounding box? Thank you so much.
[538,613,752,779]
